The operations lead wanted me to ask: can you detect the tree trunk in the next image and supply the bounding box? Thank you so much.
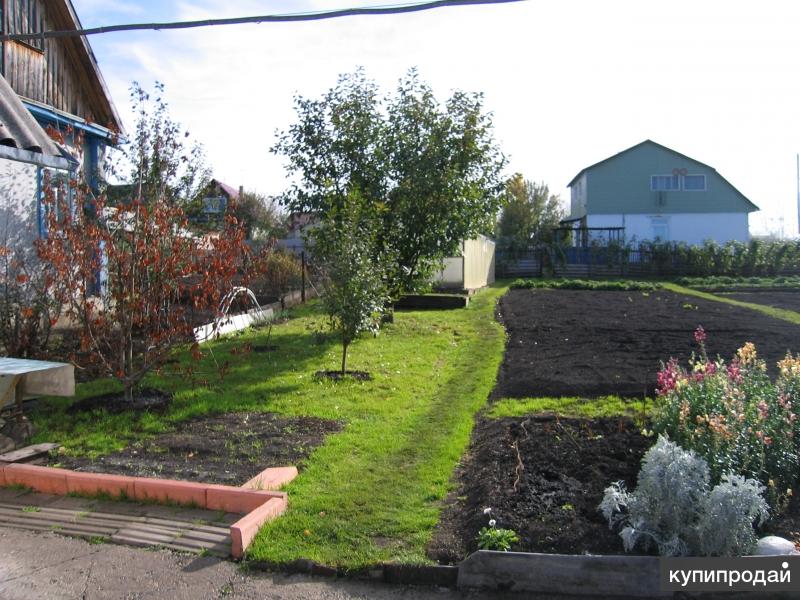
[341,339,348,375]
[124,382,134,404]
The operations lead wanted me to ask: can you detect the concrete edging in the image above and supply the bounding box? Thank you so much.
[457,550,665,597]
[0,462,295,558]
[246,558,459,588]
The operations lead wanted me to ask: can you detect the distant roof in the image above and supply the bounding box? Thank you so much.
[0,73,62,157]
[210,180,240,200]
[567,139,758,212]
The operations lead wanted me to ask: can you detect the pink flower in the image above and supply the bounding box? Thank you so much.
[727,360,742,383]
[657,358,681,395]
[694,326,707,344]
[757,401,769,420]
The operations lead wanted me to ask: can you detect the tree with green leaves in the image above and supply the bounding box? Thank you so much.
[119,82,210,208]
[497,174,564,255]
[272,68,506,297]
[233,191,285,240]
[312,191,388,376]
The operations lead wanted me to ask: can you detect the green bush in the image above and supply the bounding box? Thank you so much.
[511,278,661,292]
[674,275,800,289]
[639,239,800,278]
[653,328,800,503]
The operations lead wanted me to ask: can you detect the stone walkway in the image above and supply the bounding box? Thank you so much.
[0,488,240,557]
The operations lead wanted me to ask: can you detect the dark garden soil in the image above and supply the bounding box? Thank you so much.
[429,287,800,562]
[314,370,372,382]
[66,388,172,414]
[50,412,343,486]
[720,290,800,313]
[429,414,800,562]
[428,415,651,562]
[494,288,800,399]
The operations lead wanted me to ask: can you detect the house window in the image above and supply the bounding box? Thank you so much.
[651,175,680,191]
[651,216,669,241]
[683,174,706,191]
[38,169,74,236]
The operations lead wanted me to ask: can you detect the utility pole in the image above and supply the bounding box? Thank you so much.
[797,153,799,236]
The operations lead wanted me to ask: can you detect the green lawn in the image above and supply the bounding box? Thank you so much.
[488,395,651,420]
[30,284,508,567]
[663,282,800,326]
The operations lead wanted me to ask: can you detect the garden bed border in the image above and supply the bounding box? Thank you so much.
[0,461,297,558]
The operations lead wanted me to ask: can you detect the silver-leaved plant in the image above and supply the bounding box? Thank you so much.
[599,436,769,556]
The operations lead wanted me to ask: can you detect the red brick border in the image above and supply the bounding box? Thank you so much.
[0,462,296,558]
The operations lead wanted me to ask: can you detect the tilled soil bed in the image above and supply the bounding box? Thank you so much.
[495,288,800,398]
[720,290,800,313]
[50,412,342,486]
[428,415,650,562]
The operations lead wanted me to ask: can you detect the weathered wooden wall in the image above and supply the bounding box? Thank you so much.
[2,0,114,126]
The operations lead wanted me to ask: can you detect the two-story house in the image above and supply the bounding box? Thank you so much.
[565,140,759,245]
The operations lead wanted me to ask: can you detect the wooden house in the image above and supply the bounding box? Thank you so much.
[0,0,123,254]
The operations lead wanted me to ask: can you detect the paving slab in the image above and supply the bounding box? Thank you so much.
[0,491,233,558]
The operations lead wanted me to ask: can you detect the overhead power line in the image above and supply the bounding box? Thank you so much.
[0,0,525,42]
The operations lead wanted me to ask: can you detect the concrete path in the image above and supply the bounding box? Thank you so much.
[0,526,537,600]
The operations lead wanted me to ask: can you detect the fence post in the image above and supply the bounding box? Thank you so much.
[301,251,306,303]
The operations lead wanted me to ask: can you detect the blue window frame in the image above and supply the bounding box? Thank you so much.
[683,174,706,191]
[651,174,680,191]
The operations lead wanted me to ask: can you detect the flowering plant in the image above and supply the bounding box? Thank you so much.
[653,328,799,504]
[476,508,519,551]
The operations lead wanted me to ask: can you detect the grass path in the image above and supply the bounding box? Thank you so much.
[663,282,800,326]
[31,284,509,567]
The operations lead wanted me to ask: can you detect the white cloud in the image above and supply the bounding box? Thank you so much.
[80,0,800,237]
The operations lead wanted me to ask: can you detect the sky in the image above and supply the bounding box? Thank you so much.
[71,0,800,238]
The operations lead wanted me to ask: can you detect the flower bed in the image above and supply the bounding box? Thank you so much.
[431,288,800,562]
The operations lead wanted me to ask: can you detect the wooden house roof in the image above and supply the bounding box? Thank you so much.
[3,0,123,136]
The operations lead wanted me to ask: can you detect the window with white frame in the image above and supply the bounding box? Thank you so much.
[651,216,669,241]
[651,174,680,191]
[683,174,706,191]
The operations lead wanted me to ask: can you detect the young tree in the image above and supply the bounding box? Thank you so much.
[272,68,506,297]
[497,174,564,254]
[0,243,62,358]
[312,191,388,375]
[124,82,210,208]
[233,191,285,240]
[37,85,251,403]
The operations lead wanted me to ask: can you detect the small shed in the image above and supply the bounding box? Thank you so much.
[433,235,496,291]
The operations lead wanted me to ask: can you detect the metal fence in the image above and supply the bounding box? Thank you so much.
[496,247,800,280]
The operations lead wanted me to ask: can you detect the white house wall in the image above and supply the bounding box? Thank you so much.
[586,213,750,245]
[0,158,39,262]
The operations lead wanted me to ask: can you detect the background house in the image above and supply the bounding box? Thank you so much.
[198,179,241,219]
[565,140,758,246]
